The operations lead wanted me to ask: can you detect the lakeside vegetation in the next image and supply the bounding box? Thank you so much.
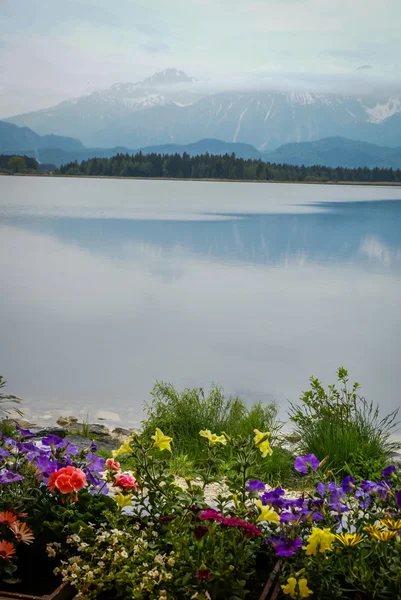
[55,151,401,183]
[1,369,401,598]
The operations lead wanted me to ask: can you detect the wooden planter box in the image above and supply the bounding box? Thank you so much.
[0,582,76,600]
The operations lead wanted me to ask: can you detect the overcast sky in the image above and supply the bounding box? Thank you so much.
[1,0,401,117]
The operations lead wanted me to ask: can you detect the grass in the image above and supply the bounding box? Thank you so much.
[140,382,295,484]
[142,382,281,458]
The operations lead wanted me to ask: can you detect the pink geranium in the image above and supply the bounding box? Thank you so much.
[105,458,120,472]
[112,473,139,492]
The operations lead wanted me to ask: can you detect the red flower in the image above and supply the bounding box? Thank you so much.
[112,473,139,492]
[196,567,211,579]
[105,458,120,471]
[48,466,87,495]
[0,511,17,527]
[194,525,208,540]
[0,540,16,560]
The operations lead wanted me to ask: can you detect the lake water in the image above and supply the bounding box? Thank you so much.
[1,176,401,427]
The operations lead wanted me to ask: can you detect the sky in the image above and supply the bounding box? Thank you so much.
[0,0,401,117]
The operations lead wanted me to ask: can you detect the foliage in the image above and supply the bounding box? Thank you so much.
[54,151,401,182]
[0,155,39,174]
[0,376,22,419]
[289,368,399,479]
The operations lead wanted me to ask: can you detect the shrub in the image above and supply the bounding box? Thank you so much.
[0,376,22,420]
[289,367,400,479]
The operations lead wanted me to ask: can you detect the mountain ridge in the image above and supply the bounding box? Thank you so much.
[4,69,401,150]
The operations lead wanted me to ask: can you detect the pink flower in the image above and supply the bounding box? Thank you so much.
[112,473,139,492]
[105,458,120,472]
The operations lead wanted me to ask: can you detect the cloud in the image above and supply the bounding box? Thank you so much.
[357,64,373,71]
[139,42,170,55]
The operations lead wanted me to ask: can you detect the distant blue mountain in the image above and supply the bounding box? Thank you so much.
[265,137,401,169]
[0,120,83,153]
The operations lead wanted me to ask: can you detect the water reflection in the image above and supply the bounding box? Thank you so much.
[0,180,401,424]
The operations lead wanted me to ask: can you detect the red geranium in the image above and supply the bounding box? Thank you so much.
[48,466,87,494]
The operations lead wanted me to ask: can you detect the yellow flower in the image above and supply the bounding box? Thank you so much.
[151,428,173,452]
[334,533,364,547]
[281,577,297,597]
[255,499,280,524]
[379,517,401,531]
[199,430,227,447]
[114,492,133,509]
[304,528,335,556]
[112,439,132,459]
[364,525,397,542]
[253,429,273,458]
[298,578,313,598]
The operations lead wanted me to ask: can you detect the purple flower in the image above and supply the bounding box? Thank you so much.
[355,489,371,509]
[361,480,389,499]
[34,456,58,479]
[90,442,97,452]
[330,502,349,513]
[382,465,396,479]
[327,482,345,503]
[64,443,79,456]
[316,482,325,496]
[41,434,67,448]
[268,536,303,557]
[261,487,286,508]
[341,476,356,493]
[3,438,17,448]
[396,491,401,509]
[17,441,40,455]
[16,425,35,437]
[247,479,266,493]
[85,452,105,473]
[283,497,304,510]
[0,448,11,460]
[294,454,320,474]
[0,470,24,484]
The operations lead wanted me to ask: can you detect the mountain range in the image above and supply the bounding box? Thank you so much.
[2,120,401,170]
[4,68,401,151]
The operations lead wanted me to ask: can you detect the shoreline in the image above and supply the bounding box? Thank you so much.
[7,172,401,187]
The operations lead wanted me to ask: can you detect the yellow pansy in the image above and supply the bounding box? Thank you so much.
[114,492,133,509]
[199,430,227,447]
[379,517,401,531]
[298,578,313,598]
[253,429,273,458]
[334,533,364,547]
[151,428,173,452]
[281,576,297,597]
[255,499,280,524]
[112,439,132,459]
[304,528,335,556]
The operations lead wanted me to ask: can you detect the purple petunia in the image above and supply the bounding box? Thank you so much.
[261,487,286,506]
[16,425,35,437]
[316,482,325,496]
[341,476,356,493]
[0,448,11,460]
[247,479,266,493]
[268,536,303,557]
[41,434,68,448]
[396,491,401,509]
[294,454,320,474]
[0,469,24,484]
[382,465,396,479]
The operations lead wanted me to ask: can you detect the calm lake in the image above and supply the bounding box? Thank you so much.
[1,176,401,426]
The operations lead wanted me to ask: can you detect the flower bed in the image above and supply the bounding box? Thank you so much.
[1,422,401,599]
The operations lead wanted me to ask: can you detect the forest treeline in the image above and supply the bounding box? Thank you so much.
[56,151,401,182]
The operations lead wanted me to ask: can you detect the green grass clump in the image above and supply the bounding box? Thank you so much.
[289,367,399,480]
[142,382,280,458]
[141,382,294,483]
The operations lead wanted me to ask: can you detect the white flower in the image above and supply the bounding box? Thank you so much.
[152,531,159,538]
[121,549,128,559]
[167,557,175,567]
[47,547,56,558]
[87,571,94,580]
[53,567,60,576]
[166,573,173,580]
[154,554,164,565]
[78,543,89,551]
[97,561,105,568]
